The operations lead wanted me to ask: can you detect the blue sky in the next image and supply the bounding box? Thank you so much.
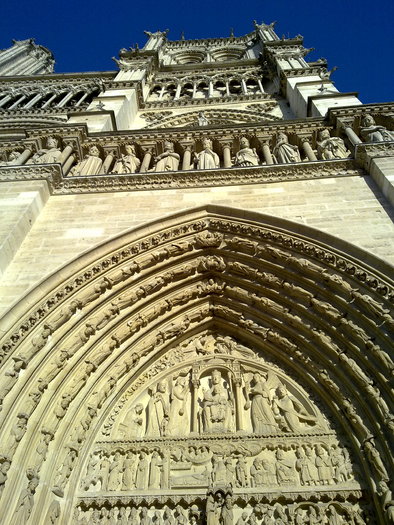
[1,0,393,104]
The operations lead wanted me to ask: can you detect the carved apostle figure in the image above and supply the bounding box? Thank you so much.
[69,145,103,176]
[202,370,233,433]
[146,380,170,437]
[112,144,141,173]
[317,129,350,159]
[233,137,260,166]
[154,141,180,171]
[27,136,62,164]
[167,376,190,436]
[135,452,149,490]
[194,138,220,169]
[273,132,301,164]
[360,114,394,143]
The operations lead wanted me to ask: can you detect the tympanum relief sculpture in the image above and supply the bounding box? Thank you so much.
[74,333,364,523]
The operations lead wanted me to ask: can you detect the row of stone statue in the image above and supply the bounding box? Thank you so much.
[1,114,392,172]
[120,369,320,439]
[81,444,354,493]
[72,501,366,525]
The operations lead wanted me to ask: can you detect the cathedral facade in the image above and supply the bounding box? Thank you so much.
[0,23,393,525]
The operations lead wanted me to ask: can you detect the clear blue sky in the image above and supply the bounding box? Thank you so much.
[1,0,393,104]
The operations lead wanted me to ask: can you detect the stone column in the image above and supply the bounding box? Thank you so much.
[208,81,213,98]
[42,91,60,108]
[257,79,265,94]
[241,79,248,95]
[14,148,32,165]
[174,84,182,100]
[225,82,230,97]
[56,90,75,108]
[8,93,27,109]
[301,137,317,161]
[191,380,199,433]
[181,144,193,170]
[102,151,115,174]
[59,143,74,165]
[63,154,76,175]
[192,83,197,99]
[343,125,362,146]
[262,141,274,165]
[74,91,90,107]
[0,94,12,108]
[234,380,244,432]
[222,142,232,168]
[23,92,44,109]
[140,147,154,173]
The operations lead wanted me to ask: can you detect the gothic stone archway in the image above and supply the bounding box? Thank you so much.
[0,206,392,525]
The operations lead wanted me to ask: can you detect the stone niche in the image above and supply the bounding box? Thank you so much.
[74,333,366,525]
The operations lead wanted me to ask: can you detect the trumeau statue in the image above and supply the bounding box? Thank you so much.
[233,137,260,166]
[273,132,301,163]
[69,145,103,176]
[194,138,220,169]
[111,144,141,173]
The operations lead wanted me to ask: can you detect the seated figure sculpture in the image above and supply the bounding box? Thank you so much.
[111,144,140,174]
[201,369,233,433]
[233,137,260,166]
[360,114,394,143]
[27,136,62,164]
[194,138,220,169]
[317,129,350,159]
[273,132,301,164]
[153,141,180,171]
[69,145,103,176]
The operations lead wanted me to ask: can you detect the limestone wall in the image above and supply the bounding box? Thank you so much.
[0,174,393,317]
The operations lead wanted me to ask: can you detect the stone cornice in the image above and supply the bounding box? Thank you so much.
[142,92,273,110]
[0,71,116,87]
[0,159,361,195]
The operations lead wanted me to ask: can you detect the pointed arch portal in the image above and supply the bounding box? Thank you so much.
[0,206,392,525]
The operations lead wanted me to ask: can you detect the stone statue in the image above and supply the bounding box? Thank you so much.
[0,456,11,498]
[273,132,301,163]
[315,445,333,485]
[244,372,278,434]
[198,112,209,126]
[235,457,248,487]
[0,150,21,166]
[275,449,295,484]
[27,136,62,164]
[149,450,163,488]
[122,403,144,439]
[167,376,190,436]
[14,474,39,524]
[69,145,103,176]
[233,137,260,166]
[272,385,317,432]
[122,451,136,490]
[317,129,350,159]
[135,452,149,490]
[221,495,233,525]
[8,412,28,454]
[154,141,180,171]
[206,493,220,525]
[112,144,141,173]
[194,138,220,169]
[108,451,123,490]
[146,380,170,437]
[201,370,233,433]
[360,114,394,142]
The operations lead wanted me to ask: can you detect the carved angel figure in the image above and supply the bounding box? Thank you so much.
[272,385,318,432]
[244,372,279,434]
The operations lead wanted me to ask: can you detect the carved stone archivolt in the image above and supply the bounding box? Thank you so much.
[0,207,392,524]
